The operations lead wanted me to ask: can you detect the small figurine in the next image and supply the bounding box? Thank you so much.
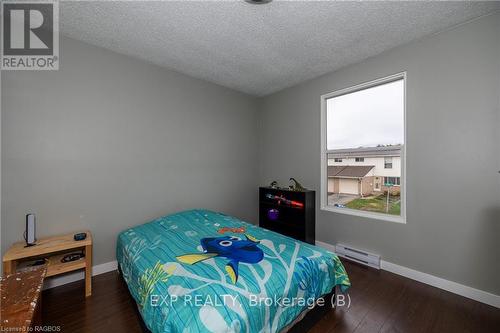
[289,177,306,191]
[269,180,279,189]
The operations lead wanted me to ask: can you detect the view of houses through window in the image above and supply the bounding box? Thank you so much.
[323,76,405,218]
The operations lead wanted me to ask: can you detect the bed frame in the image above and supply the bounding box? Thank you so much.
[119,267,336,333]
[284,289,336,333]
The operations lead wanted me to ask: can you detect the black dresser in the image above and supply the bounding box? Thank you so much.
[259,186,315,244]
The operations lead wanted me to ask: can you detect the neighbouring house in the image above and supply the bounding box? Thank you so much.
[327,145,402,196]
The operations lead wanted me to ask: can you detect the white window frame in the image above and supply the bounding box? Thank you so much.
[385,176,400,186]
[384,156,393,169]
[320,72,407,224]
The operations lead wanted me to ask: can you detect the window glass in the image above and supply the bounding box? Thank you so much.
[323,77,405,220]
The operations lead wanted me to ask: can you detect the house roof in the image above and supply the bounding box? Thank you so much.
[328,145,401,158]
[328,165,375,178]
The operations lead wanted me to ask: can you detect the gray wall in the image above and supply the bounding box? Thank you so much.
[2,13,499,296]
[1,37,259,265]
[259,13,500,294]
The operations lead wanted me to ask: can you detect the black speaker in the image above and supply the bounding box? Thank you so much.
[25,213,36,246]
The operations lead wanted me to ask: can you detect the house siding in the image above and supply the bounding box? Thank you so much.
[360,176,375,196]
[328,153,401,196]
[328,156,401,177]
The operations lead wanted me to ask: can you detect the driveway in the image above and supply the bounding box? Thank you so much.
[328,193,360,206]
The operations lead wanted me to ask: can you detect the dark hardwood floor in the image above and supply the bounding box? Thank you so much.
[42,260,500,333]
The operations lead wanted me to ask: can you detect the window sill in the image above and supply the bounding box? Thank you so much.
[320,205,406,224]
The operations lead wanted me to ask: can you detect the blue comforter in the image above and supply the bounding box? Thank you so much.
[117,209,350,333]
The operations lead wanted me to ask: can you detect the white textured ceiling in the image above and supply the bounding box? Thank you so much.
[60,1,500,96]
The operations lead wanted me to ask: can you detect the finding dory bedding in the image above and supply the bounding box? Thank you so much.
[116,209,350,333]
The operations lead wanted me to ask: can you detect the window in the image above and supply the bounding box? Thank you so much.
[334,158,342,162]
[384,157,393,169]
[321,73,406,223]
[384,177,400,186]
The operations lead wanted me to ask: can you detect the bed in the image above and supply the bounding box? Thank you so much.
[116,209,350,333]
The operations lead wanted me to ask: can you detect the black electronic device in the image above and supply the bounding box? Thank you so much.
[31,259,47,266]
[61,252,85,263]
[74,232,87,241]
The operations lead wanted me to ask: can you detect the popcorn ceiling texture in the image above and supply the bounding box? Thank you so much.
[60,1,499,96]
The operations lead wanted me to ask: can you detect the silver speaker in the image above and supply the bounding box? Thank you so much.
[25,214,36,246]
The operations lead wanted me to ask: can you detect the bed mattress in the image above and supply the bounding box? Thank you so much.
[116,209,350,333]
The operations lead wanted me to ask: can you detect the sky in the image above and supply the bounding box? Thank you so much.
[327,79,404,150]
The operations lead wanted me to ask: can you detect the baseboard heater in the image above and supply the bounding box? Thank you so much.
[335,243,381,269]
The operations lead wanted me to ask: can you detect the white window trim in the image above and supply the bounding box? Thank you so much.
[320,72,407,224]
[384,156,393,169]
[385,176,401,186]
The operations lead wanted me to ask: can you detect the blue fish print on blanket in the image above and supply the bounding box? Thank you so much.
[176,234,264,284]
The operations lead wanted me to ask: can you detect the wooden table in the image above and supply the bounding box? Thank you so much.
[0,266,46,331]
[2,231,93,297]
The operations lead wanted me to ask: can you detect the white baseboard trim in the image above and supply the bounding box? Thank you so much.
[380,260,500,308]
[315,241,500,309]
[43,260,118,290]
